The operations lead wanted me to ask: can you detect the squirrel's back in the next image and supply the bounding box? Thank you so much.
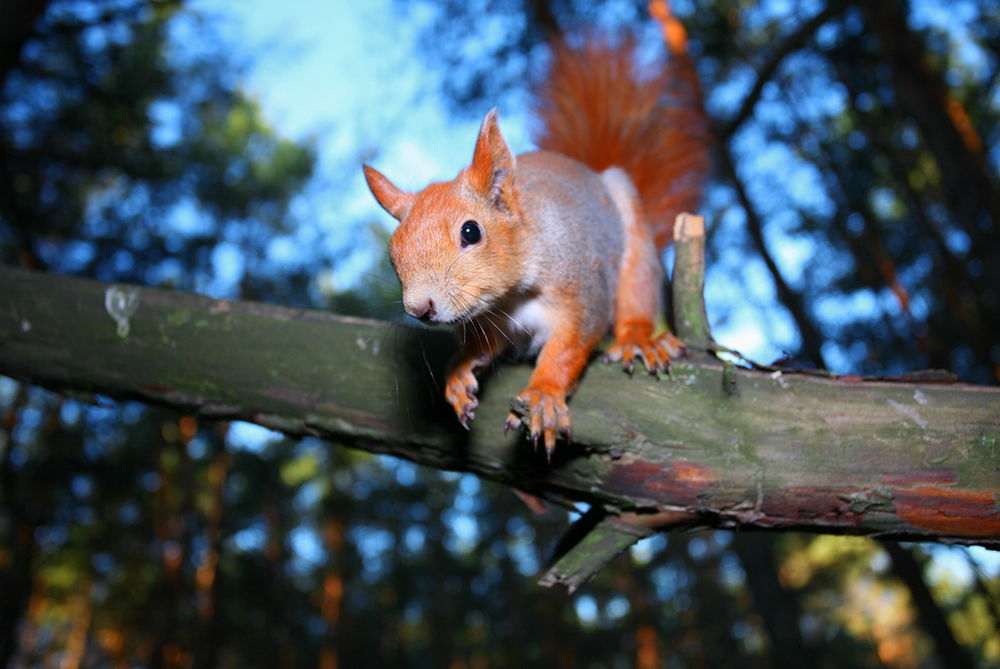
[515,149,623,300]
[533,30,710,249]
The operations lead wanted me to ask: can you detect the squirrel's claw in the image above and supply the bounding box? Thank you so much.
[504,412,521,435]
[656,332,687,359]
[507,388,571,457]
[446,366,480,429]
[606,331,687,376]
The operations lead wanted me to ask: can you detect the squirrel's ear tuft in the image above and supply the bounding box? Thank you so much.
[468,109,517,212]
[363,165,413,220]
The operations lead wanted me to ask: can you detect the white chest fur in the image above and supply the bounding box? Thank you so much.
[505,295,551,355]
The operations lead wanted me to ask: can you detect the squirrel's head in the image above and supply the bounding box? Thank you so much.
[363,109,523,324]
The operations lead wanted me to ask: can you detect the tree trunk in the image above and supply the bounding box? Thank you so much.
[0,0,52,87]
[58,579,93,669]
[881,542,973,669]
[862,0,1000,248]
[193,431,229,669]
[730,534,813,669]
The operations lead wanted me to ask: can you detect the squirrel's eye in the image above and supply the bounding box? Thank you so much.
[460,220,482,247]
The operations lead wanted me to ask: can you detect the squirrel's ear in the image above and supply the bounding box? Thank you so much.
[468,108,517,211]
[363,165,412,220]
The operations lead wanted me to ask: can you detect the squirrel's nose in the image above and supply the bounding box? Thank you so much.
[409,298,436,323]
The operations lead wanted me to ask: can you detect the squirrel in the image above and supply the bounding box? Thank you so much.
[363,11,710,456]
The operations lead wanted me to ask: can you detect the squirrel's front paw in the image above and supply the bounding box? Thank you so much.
[445,367,479,429]
[605,331,687,375]
[505,387,572,458]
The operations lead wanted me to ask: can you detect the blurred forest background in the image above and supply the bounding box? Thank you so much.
[1,0,999,667]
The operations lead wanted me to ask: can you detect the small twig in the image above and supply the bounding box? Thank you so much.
[711,342,959,384]
[670,212,712,352]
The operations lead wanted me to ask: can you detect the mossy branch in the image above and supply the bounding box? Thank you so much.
[0,215,998,588]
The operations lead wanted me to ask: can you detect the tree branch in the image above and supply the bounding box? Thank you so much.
[0,263,997,563]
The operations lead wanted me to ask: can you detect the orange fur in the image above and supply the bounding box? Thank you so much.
[534,35,710,249]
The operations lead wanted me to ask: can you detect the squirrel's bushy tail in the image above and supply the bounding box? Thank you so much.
[533,15,711,249]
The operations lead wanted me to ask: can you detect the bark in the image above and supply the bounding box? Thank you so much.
[671,213,712,351]
[0,265,996,557]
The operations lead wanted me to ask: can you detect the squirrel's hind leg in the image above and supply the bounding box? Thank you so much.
[601,168,685,375]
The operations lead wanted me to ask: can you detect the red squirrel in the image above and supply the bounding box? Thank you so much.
[363,18,709,456]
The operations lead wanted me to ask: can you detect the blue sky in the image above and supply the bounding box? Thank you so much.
[196,0,532,193]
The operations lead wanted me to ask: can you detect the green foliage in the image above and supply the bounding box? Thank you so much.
[0,0,316,297]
